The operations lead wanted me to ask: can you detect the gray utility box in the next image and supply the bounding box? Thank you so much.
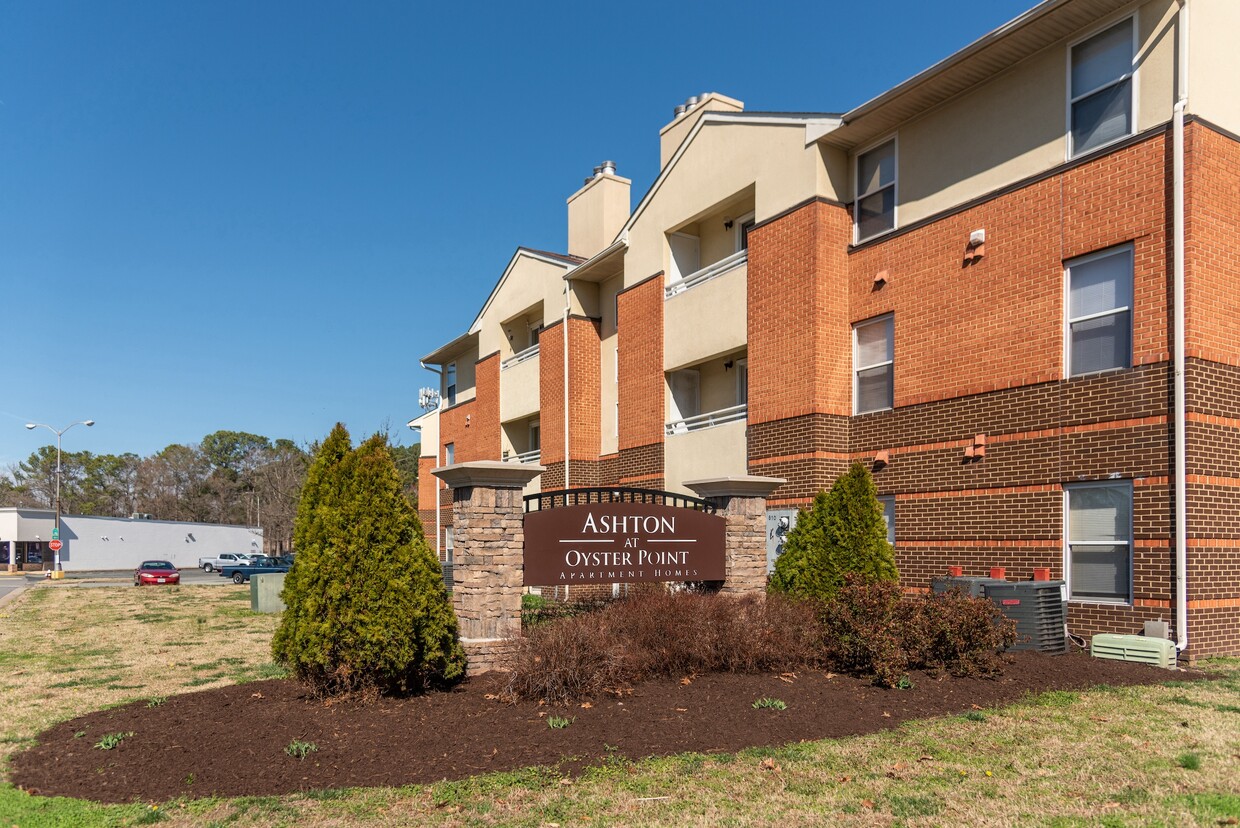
[250,572,287,613]
[931,576,1008,598]
[983,581,1068,654]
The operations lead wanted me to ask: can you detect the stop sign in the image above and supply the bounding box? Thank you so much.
[49,540,62,551]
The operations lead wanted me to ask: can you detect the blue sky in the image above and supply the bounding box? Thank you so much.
[0,0,1036,468]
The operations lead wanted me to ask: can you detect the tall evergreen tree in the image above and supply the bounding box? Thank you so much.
[769,462,898,601]
[274,425,465,696]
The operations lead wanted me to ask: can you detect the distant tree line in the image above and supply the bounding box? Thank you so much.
[0,430,420,553]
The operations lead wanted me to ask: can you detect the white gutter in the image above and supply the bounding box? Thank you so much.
[420,360,444,561]
[1173,0,1189,652]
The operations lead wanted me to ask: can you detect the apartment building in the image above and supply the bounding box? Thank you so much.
[414,0,1240,660]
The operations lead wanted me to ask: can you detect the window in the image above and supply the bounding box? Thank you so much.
[528,323,542,349]
[1067,245,1132,376]
[878,496,895,546]
[444,526,455,565]
[445,362,457,407]
[667,369,701,433]
[529,421,540,452]
[444,442,455,466]
[1070,18,1134,157]
[736,358,748,406]
[855,138,896,241]
[854,315,894,414]
[1065,482,1132,603]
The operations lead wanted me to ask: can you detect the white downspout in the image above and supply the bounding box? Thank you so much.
[420,360,444,562]
[1173,0,1189,652]
[563,282,571,491]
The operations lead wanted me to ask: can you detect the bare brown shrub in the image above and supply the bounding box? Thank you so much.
[504,591,823,703]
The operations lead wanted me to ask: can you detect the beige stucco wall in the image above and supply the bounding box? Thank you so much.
[663,419,748,495]
[627,121,833,284]
[659,93,745,168]
[475,255,569,356]
[664,263,747,371]
[411,409,440,458]
[1189,0,1240,136]
[598,274,622,457]
[567,174,631,260]
[499,352,540,422]
[889,0,1179,227]
[441,344,479,404]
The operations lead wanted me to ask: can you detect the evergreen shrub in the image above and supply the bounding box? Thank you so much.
[273,424,465,697]
[768,462,898,601]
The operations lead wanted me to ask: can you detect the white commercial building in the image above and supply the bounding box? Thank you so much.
[0,508,263,572]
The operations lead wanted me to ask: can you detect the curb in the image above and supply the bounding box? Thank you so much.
[0,583,30,611]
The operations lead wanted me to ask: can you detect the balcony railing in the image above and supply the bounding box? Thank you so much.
[501,343,539,370]
[504,449,541,464]
[665,403,747,436]
[665,249,747,299]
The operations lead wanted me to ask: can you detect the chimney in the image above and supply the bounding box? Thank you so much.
[567,160,630,260]
[659,91,744,169]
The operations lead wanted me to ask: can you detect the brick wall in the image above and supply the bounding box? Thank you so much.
[1185,121,1240,365]
[849,133,1169,408]
[617,275,664,453]
[747,199,853,425]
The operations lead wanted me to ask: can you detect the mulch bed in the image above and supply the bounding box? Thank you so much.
[12,651,1199,804]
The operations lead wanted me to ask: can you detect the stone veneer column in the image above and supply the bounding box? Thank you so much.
[432,461,543,675]
[684,476,785,596]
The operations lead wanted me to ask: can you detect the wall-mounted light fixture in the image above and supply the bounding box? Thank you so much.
[965,229,986,263]
[723,216,734,230]
[724,360,734,370]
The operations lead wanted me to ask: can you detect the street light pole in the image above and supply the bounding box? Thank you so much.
[25,419,95,572]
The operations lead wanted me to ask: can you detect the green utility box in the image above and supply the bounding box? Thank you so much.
[1090,633,1176,668]
[250,572,287,613]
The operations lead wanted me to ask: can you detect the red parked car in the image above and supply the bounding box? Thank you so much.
[134,560,180,586]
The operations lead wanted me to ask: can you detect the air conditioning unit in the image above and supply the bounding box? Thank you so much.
[930,575,1007,598]
[984,581,1069,654]
[1090,634,1177,668]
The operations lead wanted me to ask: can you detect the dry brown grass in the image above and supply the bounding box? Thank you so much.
[0,582,280,773]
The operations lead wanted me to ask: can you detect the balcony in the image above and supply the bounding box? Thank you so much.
[664,258,747,371]
[504,449,541,464]
[665,403,747,436]
[501,343,539,370]
[664,413,748,495]
[664,249,747,298]
[499,346,540,421]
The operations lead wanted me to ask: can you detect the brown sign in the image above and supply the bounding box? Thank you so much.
[523,502,725,586]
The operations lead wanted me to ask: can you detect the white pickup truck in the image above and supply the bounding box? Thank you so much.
[198,553,254,573]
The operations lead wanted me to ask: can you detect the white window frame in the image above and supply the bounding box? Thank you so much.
[853,314,894,414]
[1064,244,1133,378]
[1064,480,1133,605]
[445,362,457,407]
[1066,15,1138,159]
[528,420,540,452]
[444,442,455,466]
[734,211,756,253]
[853,136,898,243]
[444,526,455,565]
[735,358,748,407]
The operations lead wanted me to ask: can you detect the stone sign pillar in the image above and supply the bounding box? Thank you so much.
[684,476,786,596]
[432,461,543,675]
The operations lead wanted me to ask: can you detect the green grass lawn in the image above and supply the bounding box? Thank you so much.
[0,583,1237,827]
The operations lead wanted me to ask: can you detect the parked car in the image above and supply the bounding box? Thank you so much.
[198,553,254,573]
[134,560,180,586]
[217,555,292,584]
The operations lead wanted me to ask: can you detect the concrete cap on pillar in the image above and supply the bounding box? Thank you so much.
[432,461,545,490]
[683,475,786,499]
